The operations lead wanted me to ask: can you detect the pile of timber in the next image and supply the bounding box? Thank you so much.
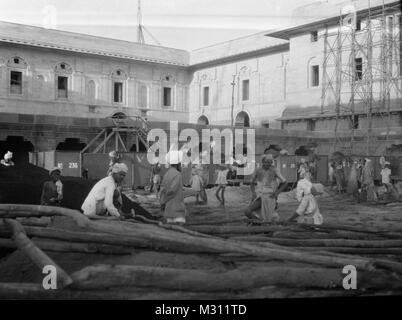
[1,204,402,299]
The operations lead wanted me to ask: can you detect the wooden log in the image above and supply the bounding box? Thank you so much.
[297,246,402,255]
[186,224,308,235]
[18,217,51,227]
[229,237,402,248]
[131,216,215,238]
[245,219,402,237]
[186,217,246,226]
[85,220,402,273]
[2,216,401,274]
[3,219,72,289]
[70,264,402,291]
[271,230,389,240]
[0,204,89,228]
[0,238,134,255]
[0,226,163,251]
[2,282,383,300]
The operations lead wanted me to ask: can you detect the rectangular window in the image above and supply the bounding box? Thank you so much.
[10,71,22,94]
[57,76,68,98]
[242,79,249,101]
[203,86,209,106]
[307,119,316,131]
[311,65,319,87]
[163,87,171,107]
[355,58,363,80]
[113,82,123,103]
[311,31,318,42]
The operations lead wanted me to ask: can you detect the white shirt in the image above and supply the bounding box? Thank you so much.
[81,176,120,217]
[215,169,229,185]
[381,168,391,184]
[296,178,313,202]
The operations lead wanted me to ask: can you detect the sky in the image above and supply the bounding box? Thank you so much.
[0,0,321,50]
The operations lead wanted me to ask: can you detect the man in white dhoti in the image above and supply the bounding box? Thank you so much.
[245,154,287,222]
[81,163,128,217]
[160,150,186,224]
[288,172,323,225]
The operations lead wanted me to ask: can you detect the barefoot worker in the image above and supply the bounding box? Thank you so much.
[287,171,323,225]
[40,167,63,206]
[245,154,287,222]
[160,150,186,225]
[81,163,128,217]
[215,164,229,207]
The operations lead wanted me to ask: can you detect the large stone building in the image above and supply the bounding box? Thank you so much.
[0,0,401,160]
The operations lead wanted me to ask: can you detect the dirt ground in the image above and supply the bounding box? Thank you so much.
[136,184,402,230]
[1,184,402,297]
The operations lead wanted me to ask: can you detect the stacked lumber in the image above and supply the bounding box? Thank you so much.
[1,204,402,299]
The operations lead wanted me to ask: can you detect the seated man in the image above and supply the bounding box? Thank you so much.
[245,154,287,222]
[41,167,63,206]
[81,163,128,217]
[1,151,15,167]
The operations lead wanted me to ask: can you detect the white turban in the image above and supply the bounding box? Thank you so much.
[4,151,12,160]
[109,151,118,158]
[165,150,183,165]
[49,166,61,176]
[111,163,128,173]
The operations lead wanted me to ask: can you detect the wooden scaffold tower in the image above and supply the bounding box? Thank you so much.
[320,0,402,156]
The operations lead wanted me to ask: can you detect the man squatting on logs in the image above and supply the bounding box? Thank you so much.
[245,154,287,222]
[81,163,128,217]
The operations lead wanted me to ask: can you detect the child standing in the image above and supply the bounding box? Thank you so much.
[381,162,392,193]
[190,165,205,204]
[215,165,229,207]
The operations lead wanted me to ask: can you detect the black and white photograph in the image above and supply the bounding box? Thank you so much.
[0,0,402,305]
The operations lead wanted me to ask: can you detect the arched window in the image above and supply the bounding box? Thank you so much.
[235,111,250,127]
[112,112,127,119]
[197,115,209,125]
[87,80,96,101]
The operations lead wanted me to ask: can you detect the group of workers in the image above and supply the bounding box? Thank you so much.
[39,151,129,218]
[1,147,323,226]
[245,152,323,225]
[329,156,396,202]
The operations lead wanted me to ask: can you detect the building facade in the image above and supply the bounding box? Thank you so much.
[0,0,401,159]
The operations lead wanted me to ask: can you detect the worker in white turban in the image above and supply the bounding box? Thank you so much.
[81,162,128,217]
[107,150,121,175]
[160,150,186,224]
[1,151,15,166]
[165,150,183,166]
